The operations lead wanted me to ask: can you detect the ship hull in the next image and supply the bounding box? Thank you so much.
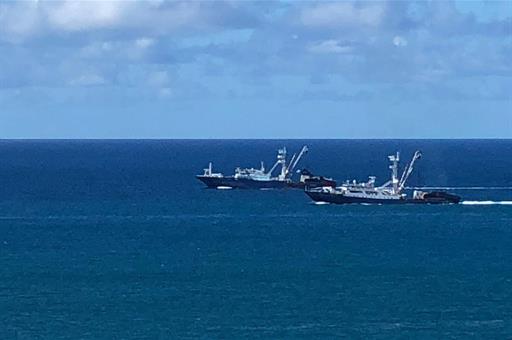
[196,175,291,189]
[197,175,337,189]
[305,191,461,205]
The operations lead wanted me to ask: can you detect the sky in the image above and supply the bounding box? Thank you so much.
[0,0,511,138]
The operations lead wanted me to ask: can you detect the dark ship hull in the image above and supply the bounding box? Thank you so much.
[196,175,290,189]
[306,190,461,205]
[197,175,336,190]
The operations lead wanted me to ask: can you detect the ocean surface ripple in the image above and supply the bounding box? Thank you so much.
[0,139,511,339]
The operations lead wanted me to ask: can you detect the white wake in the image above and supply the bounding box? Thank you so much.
[461,201,512,205]
[409,186,512,190]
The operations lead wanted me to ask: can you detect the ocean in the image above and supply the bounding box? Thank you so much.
[0,139,511,339]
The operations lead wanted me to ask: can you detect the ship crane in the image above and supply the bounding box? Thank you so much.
[398,150,422,192]
[286,145,309,177]
[265,145,309,180]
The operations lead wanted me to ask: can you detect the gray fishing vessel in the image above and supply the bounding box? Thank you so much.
[305,151,461,204]
[197,146,336,189]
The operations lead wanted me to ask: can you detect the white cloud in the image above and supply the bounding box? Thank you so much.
[300,2,385,28]
[0,1,131,42]
[0,1,215,41]
[79,41,114,58]
[147,71,170,87]
[308,40,353,54]
[0,1,42,42]
[45,1,127,31]
[159,87,173,97]
[0,0,509,106]
[135,37,155,49]
[69,74,106,86]
[393,36,408,47]
[147,71,173,98]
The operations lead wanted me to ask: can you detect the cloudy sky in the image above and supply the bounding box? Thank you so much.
[0,0,511,138]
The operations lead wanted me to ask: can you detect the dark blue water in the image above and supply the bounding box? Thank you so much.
[1,140,511,339]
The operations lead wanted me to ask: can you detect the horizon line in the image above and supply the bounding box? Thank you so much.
[1,138,512,141]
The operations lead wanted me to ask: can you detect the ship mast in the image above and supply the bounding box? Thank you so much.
[388,152,400,194]
[278,147,287,180]
[267,147,287,179]
[266,146,308,180]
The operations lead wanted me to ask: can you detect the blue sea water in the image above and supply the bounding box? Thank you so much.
[0,139,511,339]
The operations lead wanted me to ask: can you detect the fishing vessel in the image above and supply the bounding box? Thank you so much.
[305,151,461,204]
[197,146,336,189]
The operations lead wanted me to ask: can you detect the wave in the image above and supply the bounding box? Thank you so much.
[461,201,512,205]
